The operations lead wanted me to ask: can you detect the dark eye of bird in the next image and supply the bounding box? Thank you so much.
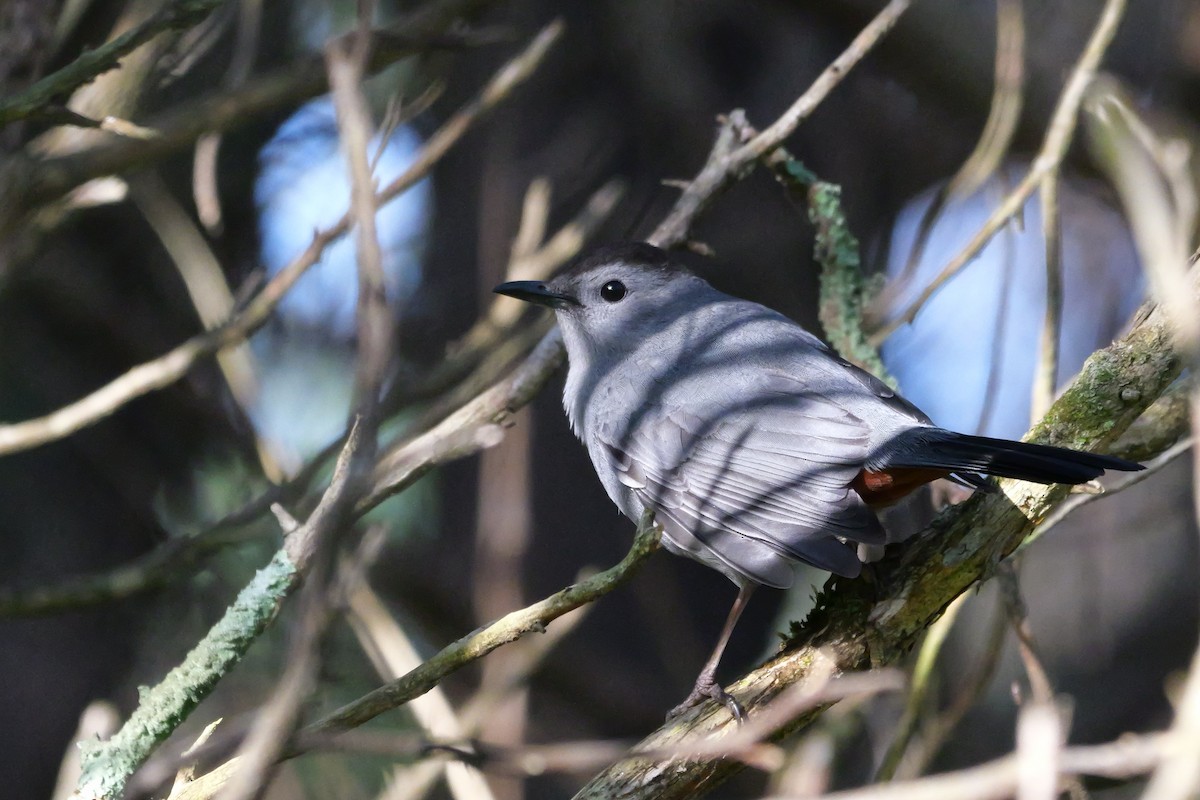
[600,280,627,302]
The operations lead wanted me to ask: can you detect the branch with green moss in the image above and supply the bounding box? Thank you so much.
[0,0,229,126]
[808,180,894,385]
[67,24,563,800]
[728,116,893,385]
[571,278,1185,799]
[168,514,662,800]
[74,549,297,800]
[0,0,505,228]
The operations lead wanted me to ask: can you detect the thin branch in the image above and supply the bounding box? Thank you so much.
[732,0,913,162]
[290,667,901,778]
[864,0,1024,324]
[875,594,968,781]
[168,513,663,800]
[727,112,894,384]
[1018,436,1193,554]
[650,0,913,248]
[997,564,1054,705]
[0,0,229,126]
[348,579,499,800]
[870,0,1128,344]
[895,597,1009,780]
[774,730,1182,800]
[1015,702,1066,800]
[0,20,562,460]
[192,0,263,234]
[1031,170,1063,423]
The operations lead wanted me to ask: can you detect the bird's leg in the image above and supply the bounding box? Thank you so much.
[668,584,755,723]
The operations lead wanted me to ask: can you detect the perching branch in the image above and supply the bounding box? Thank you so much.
[569,270,1187,799]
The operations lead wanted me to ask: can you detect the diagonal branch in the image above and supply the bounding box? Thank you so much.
[168,514,663,800]
[66,23,564,800]
[0,20,561,460]
[0,0,229,126]
[869,0,1128,344]
[569,275,1187,799]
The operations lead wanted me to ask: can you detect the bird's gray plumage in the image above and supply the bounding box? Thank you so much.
[497,242,1140,589]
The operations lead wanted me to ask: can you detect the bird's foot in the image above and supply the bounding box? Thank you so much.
[667,676,747,724]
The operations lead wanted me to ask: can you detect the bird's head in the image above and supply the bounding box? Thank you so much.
[494,242,708,357]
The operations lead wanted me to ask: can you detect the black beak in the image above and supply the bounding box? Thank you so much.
[493,280,580,309]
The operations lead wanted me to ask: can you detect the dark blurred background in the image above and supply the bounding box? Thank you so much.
[0,1,1196,798]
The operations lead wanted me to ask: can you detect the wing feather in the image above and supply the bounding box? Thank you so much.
[599,373,884,585]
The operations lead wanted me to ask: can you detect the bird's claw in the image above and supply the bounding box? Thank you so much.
[667,679,747,724]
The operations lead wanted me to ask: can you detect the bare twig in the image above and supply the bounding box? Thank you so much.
[896,598,1009,780]
[997,564,1054,705]
[286,667,900,778]
[0,20,562,460]
[1031,170,1062,423]
[864,0,1024,323]
[731,0,912,162]
[348,581,498,800]
[1019,436,1193,553]
[870,0,1128,344]
[779,730,1182,800]
[169,514,663,800]
[126,172,280,478]
[192,0,262,233]
[650,0,913,248]
[1143,593,1200,800]
[875,594,967,781]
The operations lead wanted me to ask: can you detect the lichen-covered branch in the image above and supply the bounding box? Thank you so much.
[571,277,1185,799]
[66,24,563,800]
[74,550,298,800]
[169,515,662,800]
[727,116,893,384]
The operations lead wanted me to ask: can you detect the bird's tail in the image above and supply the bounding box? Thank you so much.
[887,430,1143,485]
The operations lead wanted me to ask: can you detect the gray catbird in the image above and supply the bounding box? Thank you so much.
[495,242,1141,719]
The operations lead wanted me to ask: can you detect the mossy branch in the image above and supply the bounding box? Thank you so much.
[74,550,298,800]
[0,0,228,126]
[733,120,894,386]
[167,516,662,800]
[571,281,1185,799]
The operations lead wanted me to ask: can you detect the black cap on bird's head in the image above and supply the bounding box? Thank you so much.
[493,242,696,312]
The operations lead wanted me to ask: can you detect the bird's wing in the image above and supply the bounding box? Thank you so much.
[597,371,884,586]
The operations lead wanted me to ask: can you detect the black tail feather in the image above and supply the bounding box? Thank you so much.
[891,431,1143,486]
